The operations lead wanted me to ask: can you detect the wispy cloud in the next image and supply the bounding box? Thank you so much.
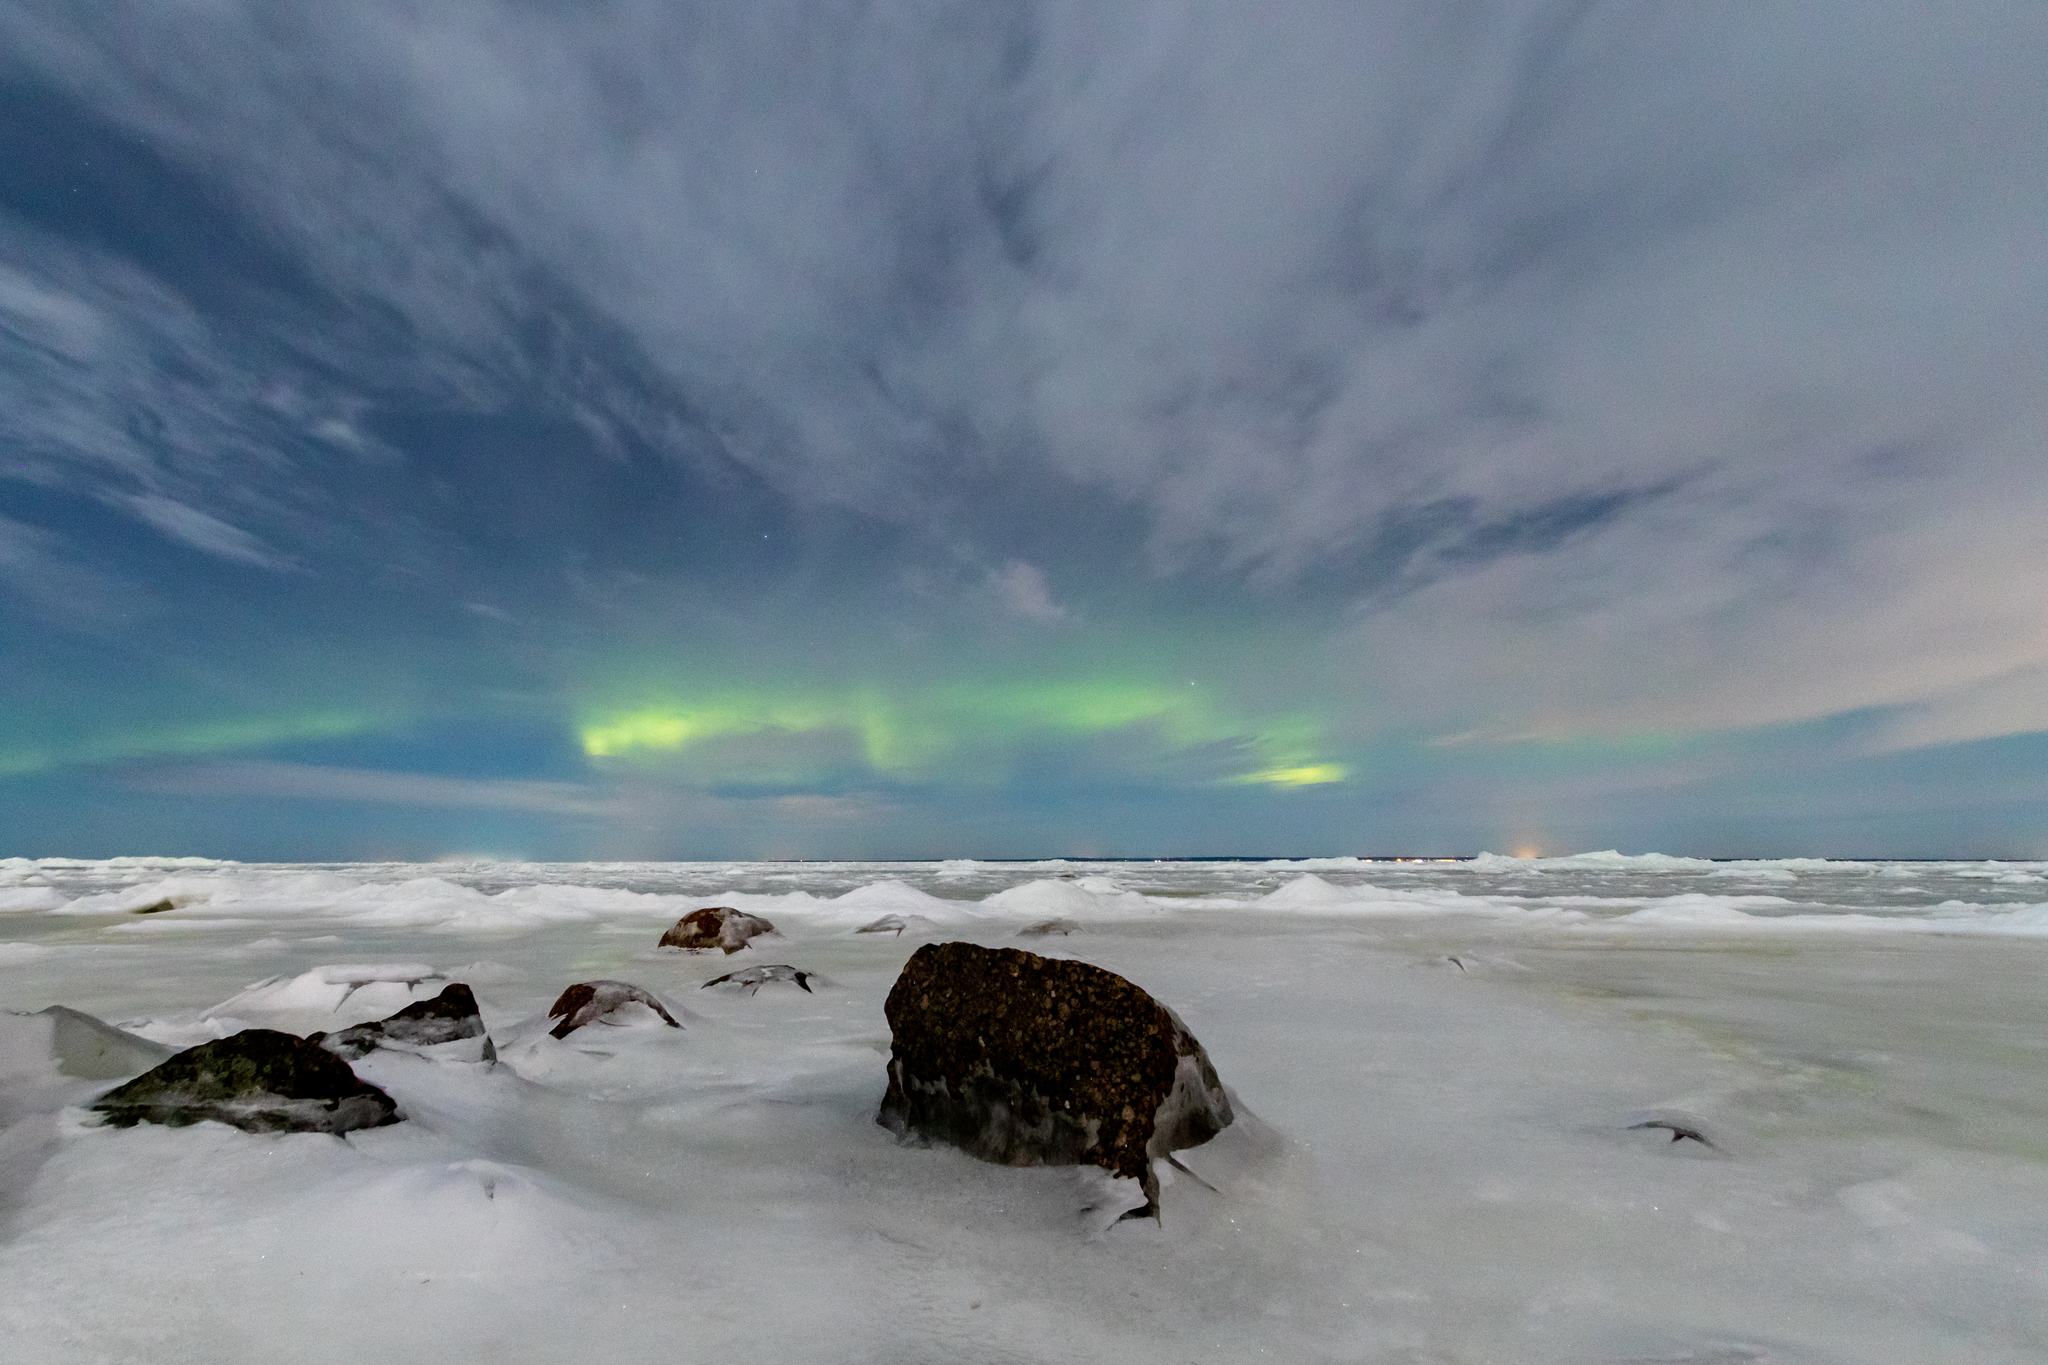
[116,493,296,570]
[987,560,1072,625]
[0,512,140,628]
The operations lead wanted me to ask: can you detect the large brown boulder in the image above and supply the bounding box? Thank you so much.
[658,906,775,954]
[877,942,1232,1218]
[91,1029,401,1134]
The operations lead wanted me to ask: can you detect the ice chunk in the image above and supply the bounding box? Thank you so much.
[1,1006,173,1082]
[202,963,449,1031]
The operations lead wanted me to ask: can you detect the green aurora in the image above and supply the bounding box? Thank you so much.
[578,677,1347,788]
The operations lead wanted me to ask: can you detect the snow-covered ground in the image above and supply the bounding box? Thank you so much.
[2,854,2044,1363]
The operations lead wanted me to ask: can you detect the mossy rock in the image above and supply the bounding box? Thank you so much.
[92,1028,400,1134]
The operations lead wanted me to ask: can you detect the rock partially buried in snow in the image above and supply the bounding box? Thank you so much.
[877,942,1233,1220]
[547,981,682,1038]
[658,907,774,954]
[700,964,814,995]
[855,913,939,937]
[91,1029,401,1134]
[310,983,495,1063]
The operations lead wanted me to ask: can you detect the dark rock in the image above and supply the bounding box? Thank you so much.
[132,899,176,915]
[658,906,775,954]
[700,964,813,995]
[1631,1118,1714,1148]
[1016,918,1079,937]
[547,980,682,1038]
[311,983,494,1062]
[877,942,1232,1219]
[91,1029,401,1134]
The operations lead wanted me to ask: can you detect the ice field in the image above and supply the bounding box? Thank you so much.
[2,852,2045,1363]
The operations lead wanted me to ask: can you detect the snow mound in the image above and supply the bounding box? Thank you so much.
[0,888,68,913]
[1474,850,1724,872]
[980,878,1158,921]
[1258,874,1364,907]
[1617,899,1773,928]
[798,879,981,928]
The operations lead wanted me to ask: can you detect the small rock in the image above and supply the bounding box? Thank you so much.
[877,942,1232,1219]
[312,983,495,1062]
[658,907,775,954]
[91,1029,401,1134]
[547,981,682,1038]
[700,964,814,995]
[1016,918,1079,937]
[131,899,177,915]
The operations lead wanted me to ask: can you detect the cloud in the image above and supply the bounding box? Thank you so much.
[1863,663,2048,755]
[0,512,140,628]
[987,560,1071,625]
[127,761,626,817]
[1,0,2045,767]
[116,493,295,570]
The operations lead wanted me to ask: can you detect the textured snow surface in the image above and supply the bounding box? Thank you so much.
[0,856,2044,1363]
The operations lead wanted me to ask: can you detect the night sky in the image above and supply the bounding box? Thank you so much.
[4,3,2046,860]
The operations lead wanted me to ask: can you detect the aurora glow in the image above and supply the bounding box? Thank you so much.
[578,680,1346,788]
[3,3,2047,858]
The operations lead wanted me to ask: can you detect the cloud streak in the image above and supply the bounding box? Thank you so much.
[127,761,625,818]
[117,494,295,570]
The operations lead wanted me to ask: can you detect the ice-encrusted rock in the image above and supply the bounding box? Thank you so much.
[311,983,495,1062]
[1016,918,1080,937]
[855,913,939,937]
[91,1029,401,1134]
[700,964,814,995]
[546,981,681,1038]
[658,907,774,954]
[877,942,1233,1219]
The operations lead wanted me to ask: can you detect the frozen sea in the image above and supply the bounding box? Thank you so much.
[2,852,2044,1364]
